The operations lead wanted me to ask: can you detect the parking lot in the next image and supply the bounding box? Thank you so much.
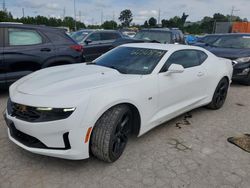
[0,84,249,188]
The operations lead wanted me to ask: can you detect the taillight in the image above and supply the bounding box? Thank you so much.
[70,45,83,52]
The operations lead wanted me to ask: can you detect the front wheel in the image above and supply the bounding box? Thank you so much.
[207,78,229,110]
[90,105,132,162]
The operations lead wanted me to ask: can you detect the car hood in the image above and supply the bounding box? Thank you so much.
[202,46,250,60]
[14,64,140,96]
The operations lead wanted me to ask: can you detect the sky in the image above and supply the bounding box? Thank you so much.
[3,0,250,25]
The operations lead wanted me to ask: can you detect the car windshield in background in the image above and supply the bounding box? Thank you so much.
[212,35,250,49]
[71,31,89,43]
[134,31,171,43]
[203,36,220,44]
[94,47,166,75]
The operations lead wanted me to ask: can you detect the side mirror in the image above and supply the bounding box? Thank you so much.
[165,64,184,75]
[85,39,92,44]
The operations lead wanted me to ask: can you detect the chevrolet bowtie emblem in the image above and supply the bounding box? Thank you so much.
[17,105,27,113]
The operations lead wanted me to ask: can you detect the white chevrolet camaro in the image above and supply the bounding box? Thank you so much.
[4,43,233,162]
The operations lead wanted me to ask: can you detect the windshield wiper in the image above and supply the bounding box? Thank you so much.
[149,40,161,43]
[86,61,96,65]
[107,66,126,74]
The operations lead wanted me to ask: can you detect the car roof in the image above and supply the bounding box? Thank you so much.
[121,43,205,51]
[0,23,64,31]
[140,28,171,32]
[204,33,250,37]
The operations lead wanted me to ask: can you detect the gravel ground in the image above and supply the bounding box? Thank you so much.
[0,84,250,188]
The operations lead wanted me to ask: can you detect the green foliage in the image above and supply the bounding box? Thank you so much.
[0,11,85,31]
[101,20,117,29]
[148,17,157,27]
[0,11,13,22]
[119,9,133,27]
[161,13,188,30]
[143,20,149,28]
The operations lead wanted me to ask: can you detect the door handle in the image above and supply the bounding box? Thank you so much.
[40,48,51,52]
[197,72,204,77]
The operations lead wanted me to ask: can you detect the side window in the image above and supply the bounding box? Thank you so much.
[162,50,201,72]
[198,51,208,64]
[8,28,43,46]
[87,33,101,42]
[100,32,120,41]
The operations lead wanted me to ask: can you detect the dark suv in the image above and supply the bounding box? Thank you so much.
[200,33,250,85]
[112,28,185,48]
[70,30,123,61]
[0,23,84,89]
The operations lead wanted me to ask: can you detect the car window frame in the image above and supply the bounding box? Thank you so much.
[85,32,101,43]
[100,32,121,41]
[159,49,207,73]
[5,27,45,47]
[0,27,3,47]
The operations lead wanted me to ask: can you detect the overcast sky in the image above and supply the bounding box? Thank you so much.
[4,0,250,25]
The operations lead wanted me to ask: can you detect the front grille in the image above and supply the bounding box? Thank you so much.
[8,100,41,122]
[7,99,74,122]
[9,123,47,149]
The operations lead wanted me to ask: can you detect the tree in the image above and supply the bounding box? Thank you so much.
[119,9,133,27]
[148,17,157,27]
[181,13,189,26]
[101,20,117,29]
[0,11,13,22]
[143,20,149,28]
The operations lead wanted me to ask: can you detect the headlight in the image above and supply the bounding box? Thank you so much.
[235,57,250,64]
[237,68,250,76]
[7,99,76,122]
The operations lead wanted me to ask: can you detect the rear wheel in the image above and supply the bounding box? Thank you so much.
[90,105,132,162]
[207,78,229,110]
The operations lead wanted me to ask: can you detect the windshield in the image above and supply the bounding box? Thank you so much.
[134,31,171,43]
[94,47,166,75]
[203,36,220,44]
[71,31,89,43]
[211,35,250,49]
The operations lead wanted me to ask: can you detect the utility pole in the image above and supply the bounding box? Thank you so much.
[230,6,240,22]
[74,0,77,31]
[2,0,6,12]
[101,10,103,26]
[112,11,115,29]
[22,8,25,17]
[79,11,81,22]
[63,7,66,20]
[158,9,161,25]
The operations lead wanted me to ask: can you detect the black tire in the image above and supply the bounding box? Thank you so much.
[207,78,229,110]
[241,74,250,86]
[90,105,132,162]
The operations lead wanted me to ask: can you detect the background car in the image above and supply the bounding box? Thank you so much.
[112,28,185,48]
[0,23,84,89]
[5,44,232,162]
[199,33,250,85]
[195,34,221,47]
[70,29,123,62]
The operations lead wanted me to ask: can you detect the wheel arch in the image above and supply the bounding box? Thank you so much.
[92,101,142,137]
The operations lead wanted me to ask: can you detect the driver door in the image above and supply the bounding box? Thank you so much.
[155,50,208,124]
[0,27,4,88]
[83,32,103,61]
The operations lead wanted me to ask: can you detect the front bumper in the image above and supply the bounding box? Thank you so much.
[4,106,91,160]
[232,63,250,82]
